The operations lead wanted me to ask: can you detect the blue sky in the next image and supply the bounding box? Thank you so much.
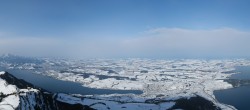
[1,0,250,58]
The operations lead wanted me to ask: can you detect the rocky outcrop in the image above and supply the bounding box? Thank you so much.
[0,71,93,110]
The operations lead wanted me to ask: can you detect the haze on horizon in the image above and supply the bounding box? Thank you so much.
[1,0,250,59]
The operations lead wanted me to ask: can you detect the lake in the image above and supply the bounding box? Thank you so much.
[0,67,143,95]
[214,66,250,110]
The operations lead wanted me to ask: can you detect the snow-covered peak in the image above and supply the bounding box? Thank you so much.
[0,71,94,110]
[0,71,5,75]
[0,73,19,110]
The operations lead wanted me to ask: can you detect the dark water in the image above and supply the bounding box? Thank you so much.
[0,68,142,95]
[230,66,250,79]
[214,66,250,110]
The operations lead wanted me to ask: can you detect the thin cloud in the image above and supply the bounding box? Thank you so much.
[1,28,250,58]
[0,37,66,57]
[119,28,250,58]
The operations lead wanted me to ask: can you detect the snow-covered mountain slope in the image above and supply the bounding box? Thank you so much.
[0,71,224,110]
[0,71,93,110]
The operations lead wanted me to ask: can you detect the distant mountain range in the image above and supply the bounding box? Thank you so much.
[0,54,43,64]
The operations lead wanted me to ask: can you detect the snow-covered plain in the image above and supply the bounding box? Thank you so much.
[56,93,175,110]
[41,59,250,109]
[1,57,250,109]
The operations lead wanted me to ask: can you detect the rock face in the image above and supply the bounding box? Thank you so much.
[0,71,92,110]
[170,96,221,110]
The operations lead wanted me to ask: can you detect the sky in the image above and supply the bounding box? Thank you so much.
[1,0,250,59]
